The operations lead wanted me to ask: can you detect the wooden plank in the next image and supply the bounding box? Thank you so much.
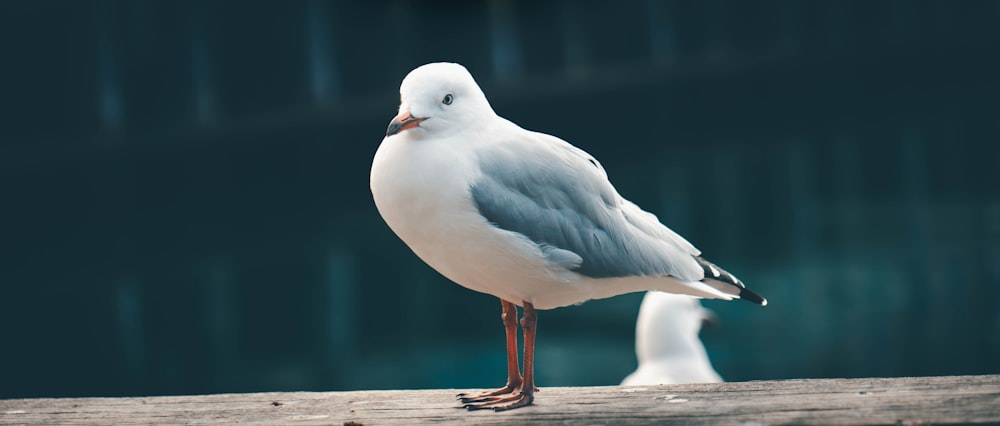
[2,375,998,425]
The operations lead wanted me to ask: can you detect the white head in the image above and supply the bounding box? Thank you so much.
[622,292,723,385]
[635,292,718,364]
[385,62,496,139]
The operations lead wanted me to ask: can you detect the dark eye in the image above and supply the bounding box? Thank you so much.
[442,94,454,105]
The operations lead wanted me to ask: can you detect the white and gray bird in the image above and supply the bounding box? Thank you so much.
[621,291,723,386]
[370,62,765,411]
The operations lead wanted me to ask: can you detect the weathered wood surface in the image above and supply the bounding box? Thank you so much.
[2,375,998,425]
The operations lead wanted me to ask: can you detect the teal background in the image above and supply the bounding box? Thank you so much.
[2,0,998,398]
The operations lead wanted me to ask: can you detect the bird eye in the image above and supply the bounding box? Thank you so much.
[442,94,454,105]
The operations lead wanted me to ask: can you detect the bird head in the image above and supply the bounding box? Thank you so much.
[385,62,495,139]
[636,292,718,363]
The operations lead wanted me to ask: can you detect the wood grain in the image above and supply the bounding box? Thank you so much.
[2,375,998,425]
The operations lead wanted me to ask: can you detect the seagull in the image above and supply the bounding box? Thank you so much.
[370,62,765,411]
[621,291,723,386]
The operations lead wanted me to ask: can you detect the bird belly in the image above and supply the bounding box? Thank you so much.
[379,189,581,309]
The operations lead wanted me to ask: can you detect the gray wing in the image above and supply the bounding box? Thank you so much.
[469,132,704,281]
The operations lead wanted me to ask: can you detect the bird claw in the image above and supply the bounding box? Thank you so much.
[456,383,520,403]
[463,391,534,411]
[458,383,534,411]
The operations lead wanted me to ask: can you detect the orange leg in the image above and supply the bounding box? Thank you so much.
[457,299,522,402]
[462,300,537,411]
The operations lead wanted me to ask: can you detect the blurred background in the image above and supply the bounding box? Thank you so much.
[2,0,999,399]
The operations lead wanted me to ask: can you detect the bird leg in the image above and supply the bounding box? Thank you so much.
[463,301,537,411]
[457,299,522,403]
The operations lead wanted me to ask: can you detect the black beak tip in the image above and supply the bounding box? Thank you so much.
[385,115,426,137]
[386,120,402,137]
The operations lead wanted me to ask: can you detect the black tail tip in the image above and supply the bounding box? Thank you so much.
[739,288,767,306]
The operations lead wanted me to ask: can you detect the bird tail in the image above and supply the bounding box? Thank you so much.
[694,256,767,306]
[738,287,767,306]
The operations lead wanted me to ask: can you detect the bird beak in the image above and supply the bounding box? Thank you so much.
[385,110,427,137]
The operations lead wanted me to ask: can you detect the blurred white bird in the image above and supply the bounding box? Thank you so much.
[621,292,723,385]
[370,62,764,411]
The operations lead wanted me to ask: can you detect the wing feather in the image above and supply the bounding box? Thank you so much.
[469,132,703,281]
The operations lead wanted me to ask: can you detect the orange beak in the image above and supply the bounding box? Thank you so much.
[385,110,427,137]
